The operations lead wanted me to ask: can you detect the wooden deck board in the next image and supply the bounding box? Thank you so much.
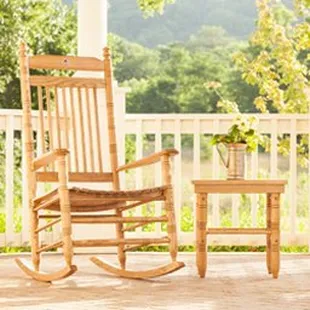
[0,253,309,309]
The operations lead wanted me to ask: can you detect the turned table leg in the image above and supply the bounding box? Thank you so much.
[266,193,272,274]
[196,193,207,278]
[270,193,280,279]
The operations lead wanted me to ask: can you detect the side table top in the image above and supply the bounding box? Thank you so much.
[192,180,287,194]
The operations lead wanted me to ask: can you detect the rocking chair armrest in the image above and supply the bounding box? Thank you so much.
[117,148,179,172]
[32,149,70,171]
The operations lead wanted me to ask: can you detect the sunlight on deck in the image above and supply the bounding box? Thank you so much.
[1,253,310,309]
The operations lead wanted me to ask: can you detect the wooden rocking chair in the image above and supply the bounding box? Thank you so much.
[16,42,185,282]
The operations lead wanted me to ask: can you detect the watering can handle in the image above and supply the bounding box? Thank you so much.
[216,143,229,168]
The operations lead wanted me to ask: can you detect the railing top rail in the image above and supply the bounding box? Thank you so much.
[0,109,24,115]
[1,109,309,120]
[125,113,310,120]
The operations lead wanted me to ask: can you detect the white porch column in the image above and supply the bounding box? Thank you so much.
[78,0,108,58]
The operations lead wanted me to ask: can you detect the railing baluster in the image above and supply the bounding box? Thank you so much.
[174,119,182,236]
[251,148,258,227]
[212,119,220,227]
[308,115,310,250]
[5,115,15,245]
[155,119,162,235]
[270,119,278,178]
[232,194,239,228]
[21,132,30,245]
[193,119,201,235]
[193,120,201,179]
[290,118,297,237]
[135,119,143,233]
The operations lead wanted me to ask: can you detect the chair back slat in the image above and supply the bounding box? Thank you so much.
[54,87,62,149]
[37,86,47,172]
[69,87,79,172]
[61,88,71,170]
[85,88,95,171]
[45,87,55,170]
[76,87,87,171]
[92,87,104,173]
[21,44,117,183]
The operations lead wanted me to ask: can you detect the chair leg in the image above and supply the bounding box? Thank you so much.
[270,193,280,279]
[90,189,185,278]
[15,186,77,282]
[31,209,40,271]
[165,187,178,262]
[266,193,272,274]
[59,196,73,267]
[116,209,126,269]
[196,193,207,278]
[57,155,73,267]
[162,155,178,262]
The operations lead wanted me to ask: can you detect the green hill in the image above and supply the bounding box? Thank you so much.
[64,0,293,47]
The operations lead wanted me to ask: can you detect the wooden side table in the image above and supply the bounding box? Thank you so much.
[192,180,286,279]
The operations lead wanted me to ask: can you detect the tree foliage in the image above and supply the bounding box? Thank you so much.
[0,0,76,109]
[109,25,259,114]
[108,33,160,82]
[185,26,236,52]
[122,40,253,113]
[219,0,310,166]
[234,0,309,114]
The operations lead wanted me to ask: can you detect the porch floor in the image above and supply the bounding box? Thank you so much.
[0,253,309,310]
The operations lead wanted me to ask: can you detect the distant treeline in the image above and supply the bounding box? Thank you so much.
[63,0,292,48]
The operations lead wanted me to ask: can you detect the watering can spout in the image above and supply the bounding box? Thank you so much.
[216,143,229,168]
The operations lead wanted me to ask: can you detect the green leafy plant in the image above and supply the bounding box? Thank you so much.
[211,114,262,152]
[206,81,263,152]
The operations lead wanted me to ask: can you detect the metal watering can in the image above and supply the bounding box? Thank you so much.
[216,143,247,180]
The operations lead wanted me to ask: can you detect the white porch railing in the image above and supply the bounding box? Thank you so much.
[1,110,310,248]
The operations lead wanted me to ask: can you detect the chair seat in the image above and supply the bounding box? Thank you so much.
[35,185,169,212]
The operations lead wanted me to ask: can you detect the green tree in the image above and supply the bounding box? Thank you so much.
[223,0,310,166]
[0,0,77,109]
[108,33,159,82]
[125,44,249,113]
[234,0,309,114]
[126,77,181,113]
[185,26,235,51]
